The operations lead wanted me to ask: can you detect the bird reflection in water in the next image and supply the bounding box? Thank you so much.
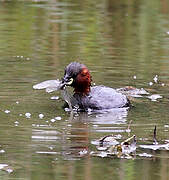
[62,108,128,160]
[62,112,90,160]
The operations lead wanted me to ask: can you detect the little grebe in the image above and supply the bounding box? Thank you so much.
[61,62,130,111]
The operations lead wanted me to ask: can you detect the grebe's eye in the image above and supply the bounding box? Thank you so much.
[81,69,88,76]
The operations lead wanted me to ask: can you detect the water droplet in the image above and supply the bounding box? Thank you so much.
[64,108,70,112]
[50,119,56,123]
[153,75,158,83]
[55,116,61,120]
[0,150,5,153]
[126,129,131,133]
[50,96,59,100]
[93,124,98,127]
[6,168,13,173]
[139,153,152,158]
[149,82,153,86]
[79,149,88,155]
[25,112,31,118]
[4,110,10,114]
[133,75,136,79]
[49,146,54,150]
[39,114,44,119]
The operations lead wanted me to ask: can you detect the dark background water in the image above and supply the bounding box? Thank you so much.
[0,0,169,179]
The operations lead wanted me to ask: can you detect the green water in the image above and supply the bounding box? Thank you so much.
[0,0,169,179]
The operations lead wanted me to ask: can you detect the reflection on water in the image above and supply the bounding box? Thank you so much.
[90,108,128,125]
[0,0,169,179]
[30,111,129,161]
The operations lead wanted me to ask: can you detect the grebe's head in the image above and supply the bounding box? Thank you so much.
[62,62,92,95]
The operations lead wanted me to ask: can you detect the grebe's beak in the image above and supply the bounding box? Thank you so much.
[61,77,74,88]
[64,78,73,85]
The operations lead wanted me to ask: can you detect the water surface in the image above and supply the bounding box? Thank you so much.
[0,0,169,179]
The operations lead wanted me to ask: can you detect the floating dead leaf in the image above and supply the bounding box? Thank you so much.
[116,86,149,97]
[108,135,136,157]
